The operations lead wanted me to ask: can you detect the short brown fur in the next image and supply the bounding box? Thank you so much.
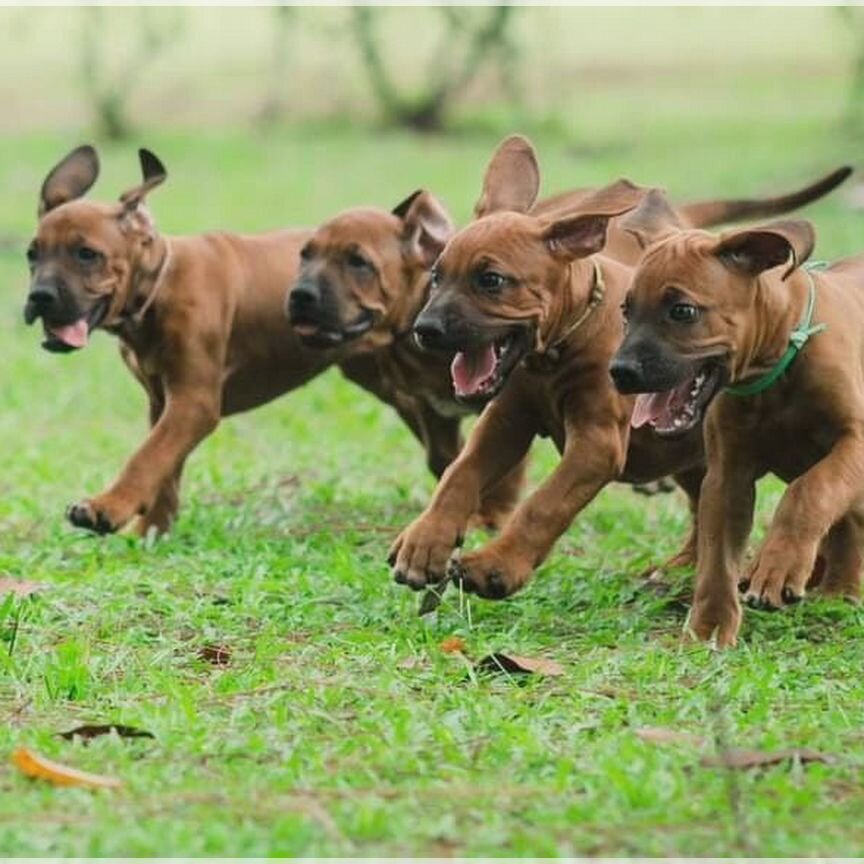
[617,220,864,646]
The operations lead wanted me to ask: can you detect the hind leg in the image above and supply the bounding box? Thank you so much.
[131,460,185,538]
[642,466,703,576]
[818,510,864,601]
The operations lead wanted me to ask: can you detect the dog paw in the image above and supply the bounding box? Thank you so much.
[688,596,741,648]
[743,539,813,610]
[67,494,140,536]
[388,516,463,591]
[67,500,118,535]
[447,547,532,600]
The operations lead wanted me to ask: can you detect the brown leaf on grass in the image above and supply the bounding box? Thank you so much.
[198,644,232,666]
[635,727,707,747]
[439,636,466,654]
[0,578,45,598]
[476,653,564,677]
[12,746,122,789]
[57,724,155,743]
[701,747,835,770]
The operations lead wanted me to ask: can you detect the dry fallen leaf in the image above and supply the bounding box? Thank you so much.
[57,724,154,743]
[701,747,835,770]
[0,578,45,598]
[476,653,564,677]
[439,636,467,654]
[12,746,122,789]
[635,727,707,747]
[198,644,232,666]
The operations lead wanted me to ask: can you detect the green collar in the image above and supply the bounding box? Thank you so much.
[725,265,827,397]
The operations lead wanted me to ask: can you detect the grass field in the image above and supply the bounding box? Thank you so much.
[3,8,864,857]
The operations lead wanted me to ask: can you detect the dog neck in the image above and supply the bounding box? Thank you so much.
[110,237,173,336]
[732,269,811,383]
[527,258,606,369]
[383,262,433,345]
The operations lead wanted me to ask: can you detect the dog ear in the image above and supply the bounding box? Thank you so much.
[714,220,815,281]
[398,190,455,267]
[39,145,100,216]
[392,189,424,220]
[620,188,682,249]
[119,148,167,210]
[474,135,540,218]
[542,179,648,262]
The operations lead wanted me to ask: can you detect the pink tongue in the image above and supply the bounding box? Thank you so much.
[451,346,497,396]
[631,391,673,429]
[49,318,89,349]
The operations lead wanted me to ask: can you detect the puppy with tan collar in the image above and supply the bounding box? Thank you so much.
[387,141,708,600]
[24,146,373,537]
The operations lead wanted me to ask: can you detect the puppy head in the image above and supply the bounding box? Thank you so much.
[25,145,167,352]
[412,134,646,406]
[610,219,815,435]
[286,190,454,348]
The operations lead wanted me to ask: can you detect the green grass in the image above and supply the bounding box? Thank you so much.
[3,8,864,856]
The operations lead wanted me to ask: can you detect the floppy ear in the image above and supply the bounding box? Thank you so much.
[714,219,815,281]
[542,179,648,262]
[620,188,682,249]
[397,190,455,267]
[39,145,100,216]
[474,134,540,218]
[119,148,167,211]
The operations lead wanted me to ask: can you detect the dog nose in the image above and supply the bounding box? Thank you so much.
[289,284,319,310]
[413,317,448,351]
[609,356,646,394]
[27,282,59,310]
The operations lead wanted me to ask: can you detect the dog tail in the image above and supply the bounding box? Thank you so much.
[679,165,853,228]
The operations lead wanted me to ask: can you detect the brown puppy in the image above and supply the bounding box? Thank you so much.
[25,146,378,537]
[387,142,708,600]
[289,137,850,525]
[287,192,528,527]
[611,216,864,647]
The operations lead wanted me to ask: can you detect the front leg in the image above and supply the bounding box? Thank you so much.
[453,417,629,599]
[68,333,225,535]
[122,369,186,538]
[745,429,864,608]
[389,384,537,590]
[690,417,757,647]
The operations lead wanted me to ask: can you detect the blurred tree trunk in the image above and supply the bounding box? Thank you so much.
[351,7,516,132]
[257,6,296,130]
[837,7,864,134]
[79,8,183,140]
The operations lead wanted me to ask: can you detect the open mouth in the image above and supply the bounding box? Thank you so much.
[291,309,374,348]
[40,299,109,354]
[450,330,528,403]
[630,361,725,436]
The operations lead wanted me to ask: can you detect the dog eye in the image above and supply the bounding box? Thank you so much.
[346,251,371,270]
[74,245,101,265]
[299,244,313,262]
[669,302,700,323]
[25,243,39,266]
[475,271,506,293]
